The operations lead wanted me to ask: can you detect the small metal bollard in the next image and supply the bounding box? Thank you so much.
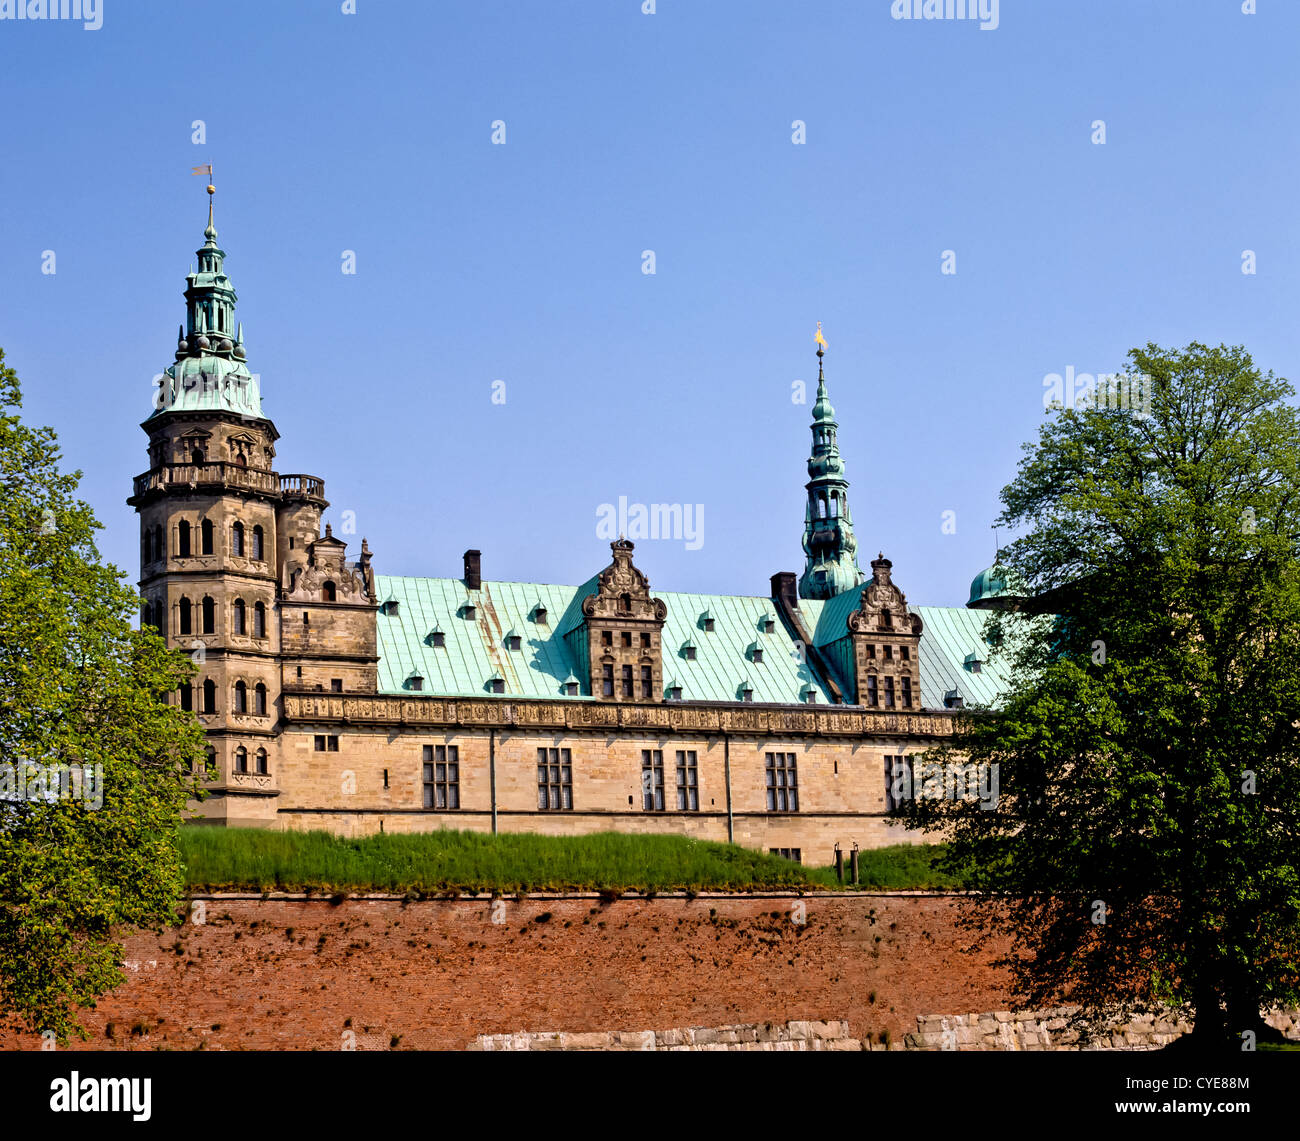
[834,843,844,884]
[850,843,859,886]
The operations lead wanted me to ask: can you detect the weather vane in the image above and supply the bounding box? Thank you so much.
[814,321,827,356]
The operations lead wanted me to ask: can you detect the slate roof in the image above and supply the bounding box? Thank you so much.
[374,574,1015,709]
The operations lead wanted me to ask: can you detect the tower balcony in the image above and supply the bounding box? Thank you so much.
[129,462,325,506]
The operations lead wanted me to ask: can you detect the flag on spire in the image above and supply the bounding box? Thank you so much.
[814,322,828,350]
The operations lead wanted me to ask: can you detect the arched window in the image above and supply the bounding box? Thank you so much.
[179,597,192,635]
[203,746,216,776]
[232,521,244,556]
[233,599,246,635]
[202,596,215,635]
[179,683,193,712]
[201,519,214,555]
[817,498,828,519]
[177,520,191,558]
[202,678,216,714]
[830,494,839,518]
[251,525,263,561]
[234,746,247,774]
[254,683,267,716]
[142,530,151,565]
[255,748,268,775]
[191,448,204,465]
[322,581,336,602]
[153,599,166,635]
[233,681,247,713]
[253,602,266,638]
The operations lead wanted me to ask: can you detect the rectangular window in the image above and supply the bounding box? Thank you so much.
[537,747,573,811]
[765,752,799,812]
[769,848,802,863]
[601,631,613,647]
[675,750,698,811]
[884,755,912,813]
[641,749,665,811]
[620,664,633,698]
[422,744,460,809]
[640,666,652,699]
[884,677,895,709]
[323,735,339,752]
[331,679,343,692]
[640,633,651,648]
[602,664,614,697]
[901,646,910,662]
[866,676,878,707]
[901,676,912,708]
[865,644,875,659]
[621,632,632,648]
[313,735,325,752]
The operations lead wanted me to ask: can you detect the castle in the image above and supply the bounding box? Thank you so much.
[129,193,1018,861]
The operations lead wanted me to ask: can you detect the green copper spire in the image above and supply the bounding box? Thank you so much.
[798,327,863,600]
[148,182,263,421]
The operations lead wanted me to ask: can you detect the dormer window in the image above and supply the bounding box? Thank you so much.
[507,633,521,651]
[565,679,579,696]
[533,605,548,625]
[682,641,696,661]
[488,676,505,695]
[741,685,754,703]
[964,649,984,673]
[701,611,715,632]
[384,599,399,616]
[430,629,445,648]
[668,683,683,701]
[803,687,817,705]
[752,647,763,664]
[945,689,964,709]
[463,602,476,620]
[407,674,424,692]
[763,618,776,634]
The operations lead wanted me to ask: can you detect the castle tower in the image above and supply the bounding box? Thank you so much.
[798,328,864,599]
[127,184,335,825]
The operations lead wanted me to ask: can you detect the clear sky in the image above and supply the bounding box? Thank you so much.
[1,0,1297,607]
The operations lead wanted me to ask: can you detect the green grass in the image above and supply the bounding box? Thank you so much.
[179,828,955,895]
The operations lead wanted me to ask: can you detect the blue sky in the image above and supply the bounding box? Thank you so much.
[1,0,1297,606]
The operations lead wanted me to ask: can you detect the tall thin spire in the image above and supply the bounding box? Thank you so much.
[798,325,864,600]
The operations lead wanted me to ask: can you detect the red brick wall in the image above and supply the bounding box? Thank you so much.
[0,895,1013,1051]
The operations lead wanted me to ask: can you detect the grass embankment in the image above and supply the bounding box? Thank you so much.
[180,828,957,895]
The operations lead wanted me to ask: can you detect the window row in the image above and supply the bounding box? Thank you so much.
[179,679,269,715]
[176,597,268,637]
[152,520,266,560]
[601,663,654,699]
[863,644,911,662]
[863,674,913,709]
[640,749,699,811]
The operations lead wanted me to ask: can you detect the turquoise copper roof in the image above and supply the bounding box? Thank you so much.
[375,574,1016,709]
[374,576,834,704]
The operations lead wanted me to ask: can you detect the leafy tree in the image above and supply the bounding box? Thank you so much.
[0,348,205,1041]
[899,342,1300,1049]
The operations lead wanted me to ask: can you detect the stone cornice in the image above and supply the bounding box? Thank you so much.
[280,692,955,739]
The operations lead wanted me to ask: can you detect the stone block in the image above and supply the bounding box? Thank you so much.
[656,1029,685,1047]
[615,1030,656,1051]
[559,1031,611,1050]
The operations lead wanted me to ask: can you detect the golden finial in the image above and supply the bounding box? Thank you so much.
[814,321,828,354]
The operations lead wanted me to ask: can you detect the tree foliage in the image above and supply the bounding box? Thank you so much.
[898,342,1300,1047]
[0,348,205,1041]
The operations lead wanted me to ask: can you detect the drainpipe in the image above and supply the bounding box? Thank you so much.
[723,733,733,844]
[489,728,498,835]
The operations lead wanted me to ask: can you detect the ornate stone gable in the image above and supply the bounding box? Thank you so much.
[283,523,371,602]
[580,540,667,701]
[582,539,668,623]
[847,554,923,710]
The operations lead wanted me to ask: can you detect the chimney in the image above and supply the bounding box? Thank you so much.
[463,549,481,591]
[770,571,798,611]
